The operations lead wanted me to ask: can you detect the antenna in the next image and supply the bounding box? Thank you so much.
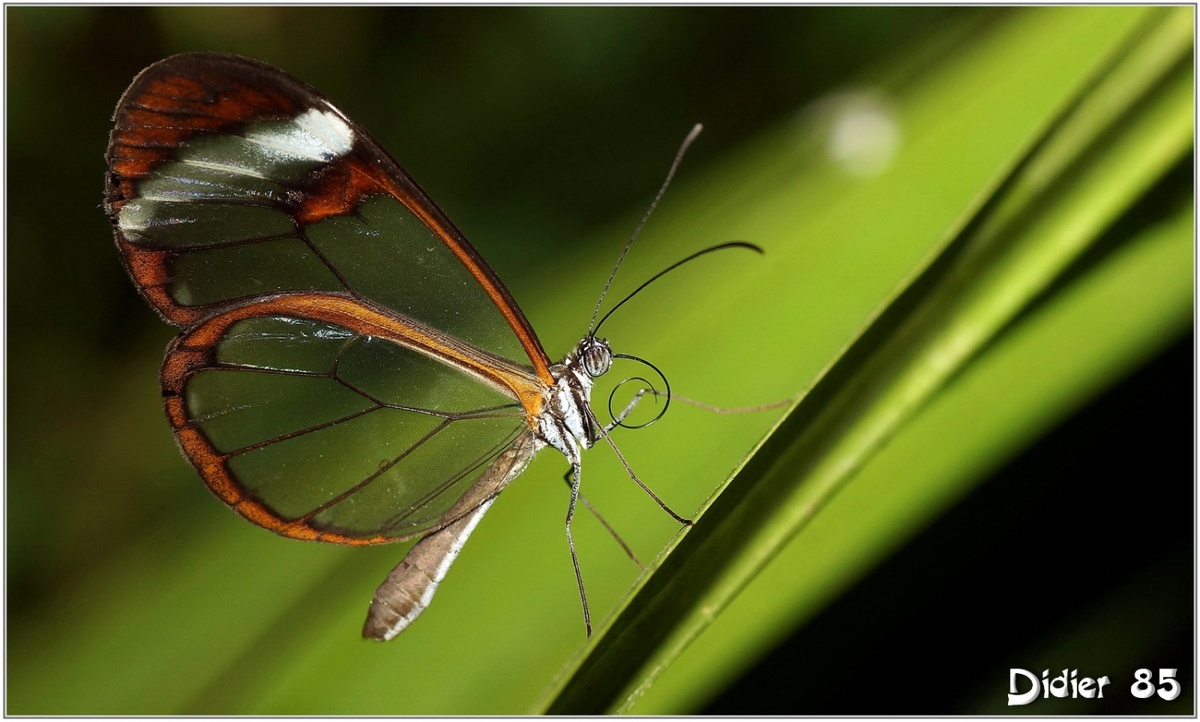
[587,123,705,334]
[593,241,762,335]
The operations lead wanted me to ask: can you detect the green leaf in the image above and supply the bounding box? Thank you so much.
[540,6,1192,714]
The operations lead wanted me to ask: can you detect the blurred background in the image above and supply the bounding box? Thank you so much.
[7,5,1192,714]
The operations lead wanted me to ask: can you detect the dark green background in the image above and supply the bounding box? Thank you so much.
[7,6,1191,714]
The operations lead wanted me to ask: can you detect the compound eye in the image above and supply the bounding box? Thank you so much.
[581,339,612,378]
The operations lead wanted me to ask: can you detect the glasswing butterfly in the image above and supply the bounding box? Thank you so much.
[104,52,764,641]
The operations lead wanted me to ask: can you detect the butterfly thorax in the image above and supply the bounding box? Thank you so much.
[537,336,612,462]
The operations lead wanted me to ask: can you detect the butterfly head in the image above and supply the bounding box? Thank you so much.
[555,332,673,435]
[577,335,613,379]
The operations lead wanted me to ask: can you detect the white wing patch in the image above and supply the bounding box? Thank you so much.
[244,108,355,162]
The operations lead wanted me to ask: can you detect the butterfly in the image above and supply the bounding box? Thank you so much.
[104,51,762,641]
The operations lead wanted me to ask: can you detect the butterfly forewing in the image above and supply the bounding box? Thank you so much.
[106,52,551,373]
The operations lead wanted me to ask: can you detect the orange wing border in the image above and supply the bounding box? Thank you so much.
[161,291,547,545]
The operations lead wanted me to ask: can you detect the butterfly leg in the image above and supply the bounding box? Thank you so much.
[564,461,593,637]
[588,407,693,527]
[560,467,645,570]
[605,387,658,432]
[609,386,794,431]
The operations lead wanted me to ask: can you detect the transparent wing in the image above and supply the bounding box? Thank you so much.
[164,296,537,543]
[105,51,553,381]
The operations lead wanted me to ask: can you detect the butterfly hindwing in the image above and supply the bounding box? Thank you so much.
[162,295,532,542]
